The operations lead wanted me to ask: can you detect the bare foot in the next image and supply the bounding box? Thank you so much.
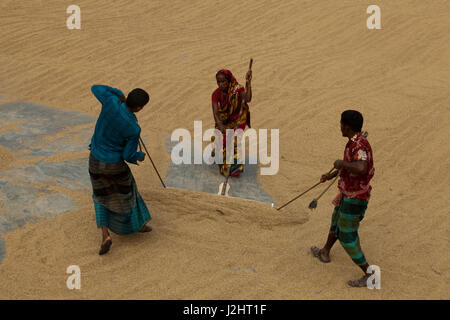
[99,236,112,255]
[310,246,331,263]
[139,225,152,233]
[348,275,370,288]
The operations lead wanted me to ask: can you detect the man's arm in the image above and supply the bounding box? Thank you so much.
[320,169,339,182]
[122,134,145,165]
[91,85,125,105]
[334,160,368,175]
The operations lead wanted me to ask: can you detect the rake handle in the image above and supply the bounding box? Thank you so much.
[139,136,167,188]
[276,167,335,211]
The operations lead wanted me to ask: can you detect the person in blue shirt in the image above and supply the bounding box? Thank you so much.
[89,85,152,255]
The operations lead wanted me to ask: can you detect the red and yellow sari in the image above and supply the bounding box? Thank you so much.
[211,69,250,177]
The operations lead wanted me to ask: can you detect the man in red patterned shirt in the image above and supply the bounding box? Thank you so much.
[311,110,376,287]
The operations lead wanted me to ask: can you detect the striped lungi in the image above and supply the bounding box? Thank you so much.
[329,196,368,266]
[88,153,151,235]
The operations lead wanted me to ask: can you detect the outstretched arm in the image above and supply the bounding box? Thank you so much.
[320,169,339,182]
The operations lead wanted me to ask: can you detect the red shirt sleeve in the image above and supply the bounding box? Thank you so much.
[353,141,370,162]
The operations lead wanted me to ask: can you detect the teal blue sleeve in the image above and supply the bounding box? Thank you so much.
[122,133,145,165]
[91,85,125,105]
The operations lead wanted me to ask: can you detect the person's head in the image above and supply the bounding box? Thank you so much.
[126,88,149,113]
[216,70,231,92]
[340,110,363,138]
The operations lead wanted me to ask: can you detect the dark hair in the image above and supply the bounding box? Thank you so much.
[341,110,363,132]
[126,88,149,109]
[216,70,231,83]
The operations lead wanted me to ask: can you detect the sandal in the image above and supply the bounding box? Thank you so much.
[139,225,152,233]
[99,239,112,255]
[348,276,369,288]
[310,246,331,263]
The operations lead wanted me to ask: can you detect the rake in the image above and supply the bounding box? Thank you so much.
[275,167,335,210]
